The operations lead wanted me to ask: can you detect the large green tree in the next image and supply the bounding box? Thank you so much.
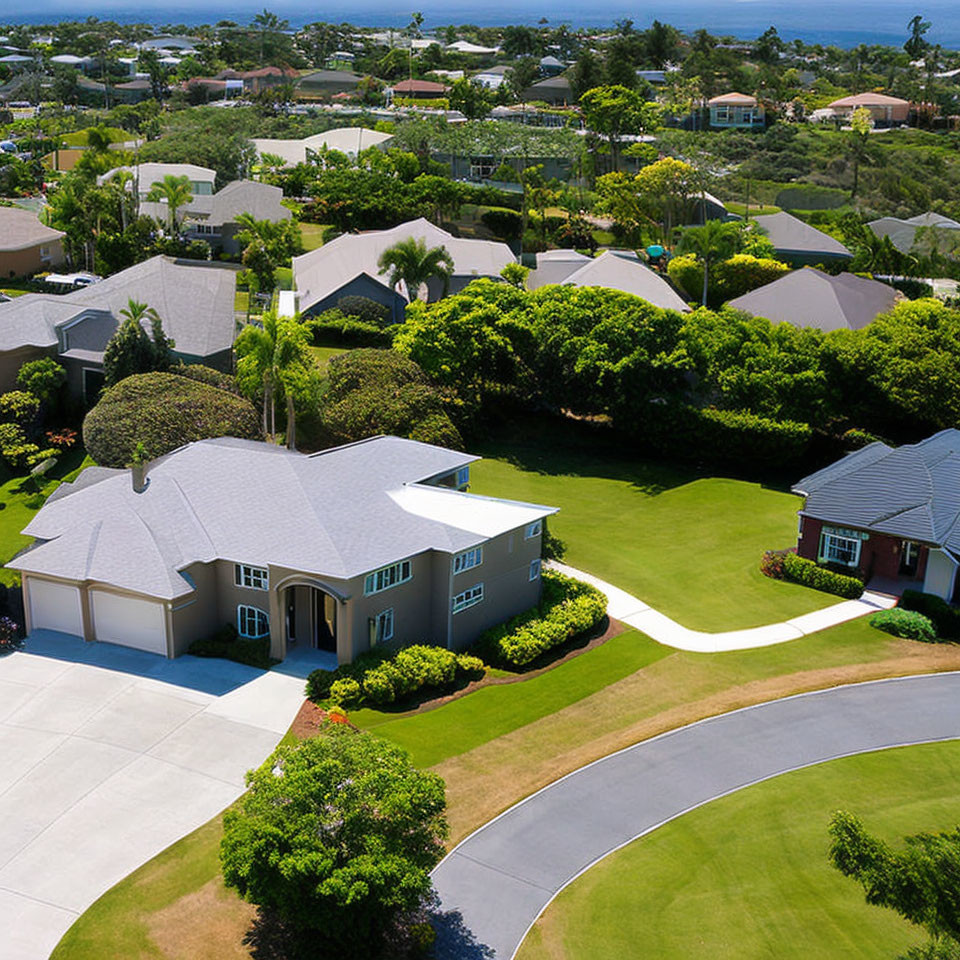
[579,85,662,172]
[830,810,960,959]
[221,729,447,960]
[102,299,173,387]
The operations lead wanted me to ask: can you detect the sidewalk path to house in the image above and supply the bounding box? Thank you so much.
[431,672,960,960]
[0,631,307,960]
[549,561,897,653]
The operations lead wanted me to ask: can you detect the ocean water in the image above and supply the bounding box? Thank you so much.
[7,0,960,50]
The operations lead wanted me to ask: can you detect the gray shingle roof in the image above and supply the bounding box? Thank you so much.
[195,180,291,228]
[726,268,899,332]
[751,212,852,259]
[9,437,557,599]
[793,430,960,553]
[867,213,960,253]
[0,207,64,252]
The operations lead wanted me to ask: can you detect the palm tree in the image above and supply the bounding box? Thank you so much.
[145,174,193,231]
[676,220,742,307]
[378,237,455,303]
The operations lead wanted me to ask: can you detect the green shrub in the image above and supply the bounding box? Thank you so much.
[475,570,607,668]
[188,624,274,669]
[83,372,262,467]
[842,427,883,449]
[306,643,486,708]
[774,184,849,210]
[310,309,395,347]
[760,548,789,579]
[900,590,960,640]
[782,553,864,599]
[481,206,523,241]
[170,361,240,394]
[336,295,392,326]
[870,608,937,642]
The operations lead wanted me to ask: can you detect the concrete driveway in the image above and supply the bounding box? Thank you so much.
[431,672,960,960]
[0,631,308,960]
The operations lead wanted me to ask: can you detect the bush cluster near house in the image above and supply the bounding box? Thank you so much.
[306,644,485,709]
[899,589,960,641]
[781,553,864,599]
[187,623,275,669]
[869,608,937,642]
[476,569,607,667]
[83,369,262,467]
[0,358,72,471]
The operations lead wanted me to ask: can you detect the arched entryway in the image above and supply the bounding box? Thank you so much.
[276,577,347,661]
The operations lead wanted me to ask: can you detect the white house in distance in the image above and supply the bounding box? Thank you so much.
[98,162,217,207]
[252,128,394,168]
[292,218,514,322]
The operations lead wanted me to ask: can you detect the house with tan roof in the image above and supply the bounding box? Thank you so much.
[292,218,515,321]
[9,436,556,663]
[828,92,910,126]
[0,207,65,278]
[708,92,764,129]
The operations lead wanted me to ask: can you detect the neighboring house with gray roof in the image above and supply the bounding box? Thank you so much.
[252,127,393,167]
[528,249,691,312]
[292,218,515,321]
[792,430,960,600]
[98,162,217,222]
[727,268,899,332]
[0,206,66,278]
[8,435,557,663]
[751,211,853,266]
[182,179,291,255]
[0,256,237,400]
[867,212,960,255]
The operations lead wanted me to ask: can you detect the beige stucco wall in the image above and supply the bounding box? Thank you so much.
[170,561,220,655]
[0,345,54,392]
[0,239,66,279]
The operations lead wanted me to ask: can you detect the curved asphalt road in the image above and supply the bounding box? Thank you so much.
[431,673,960,960]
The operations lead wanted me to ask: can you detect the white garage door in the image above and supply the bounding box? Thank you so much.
[28,578,83,636]
[91,591,168,656]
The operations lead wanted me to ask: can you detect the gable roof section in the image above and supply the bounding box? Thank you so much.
[868,212,960,253]
[0,207,64,252]
[528,249,592,289]
[197,180,291,227]
[292,218,514,313]
[0,294,79,351]
[9,436,557,599]
[792,430,960,554]
[751,211,852,259]
[726,268,898,332]
[708,91,757,105]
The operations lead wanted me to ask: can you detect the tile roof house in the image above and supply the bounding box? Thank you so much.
[528,250,691,312]
[792,430,960,600]
[182,180,291,255]
[292,218,515,321]
[828,92,910,126]
[726,268,899,332]
[0,256,237,400]
[867,212,960,254]
[0,207,66,278]
[389,78,448,99]
[750,211,853,266]
[252,127,393,167]
[707,92,764,128]
[9,436,557,662]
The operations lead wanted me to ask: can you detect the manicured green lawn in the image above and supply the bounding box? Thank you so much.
[469,444,833,631]
[519,741,960,960]
[298,222,329,252]
[352,629,669,767]
[60,126,128,147]
[724,200,782,216]
[308,344,348,372]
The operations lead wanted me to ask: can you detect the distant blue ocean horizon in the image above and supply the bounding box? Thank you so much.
[7,0,960,50]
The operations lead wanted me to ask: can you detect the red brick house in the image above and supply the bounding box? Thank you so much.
[792,430,960,601]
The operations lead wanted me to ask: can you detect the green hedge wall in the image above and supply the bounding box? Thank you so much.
[782,553,864,599]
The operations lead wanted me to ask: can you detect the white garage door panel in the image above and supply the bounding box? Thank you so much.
[91,592,167,655]
[28,578,83,636]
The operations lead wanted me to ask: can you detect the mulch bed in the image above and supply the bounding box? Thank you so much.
[288,616,627,738]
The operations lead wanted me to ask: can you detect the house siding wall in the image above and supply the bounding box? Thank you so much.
[922,548,957,601]
[302,273,407,324]
[0,345,54,392]
[170,561,219,655]
[0,239,66,279]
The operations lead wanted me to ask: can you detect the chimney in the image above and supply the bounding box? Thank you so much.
[131,461,148,493]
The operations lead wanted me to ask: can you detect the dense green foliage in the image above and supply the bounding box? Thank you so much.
[187,624,274,669]
[320,348,462,449]
[220,731,446,959]
[306,644,485,708]
[830,810,960,959]
[83,371,262,467]
[668,252,791,308]
[102,300,173,387]
[782,553,864,599]
[869,608,937,643]
[476,570,607,667]
[900,590,960,641]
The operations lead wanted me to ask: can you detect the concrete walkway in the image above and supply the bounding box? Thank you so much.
[431,672,960,960]
[0,631,306,960]
[549,561,897,653]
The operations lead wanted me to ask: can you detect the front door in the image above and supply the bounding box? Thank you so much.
[312,589,336,652]
[899,541,921,577]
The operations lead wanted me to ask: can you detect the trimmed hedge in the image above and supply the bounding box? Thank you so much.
[900,590,960,641]
[188,624,274,669]
[169,362,240,394]
[475,570,607,668]
[83,371,262,467]
[870,608,937,643]
[306,644,485,708]
[782,553,864,599]
[310,309,395,347]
